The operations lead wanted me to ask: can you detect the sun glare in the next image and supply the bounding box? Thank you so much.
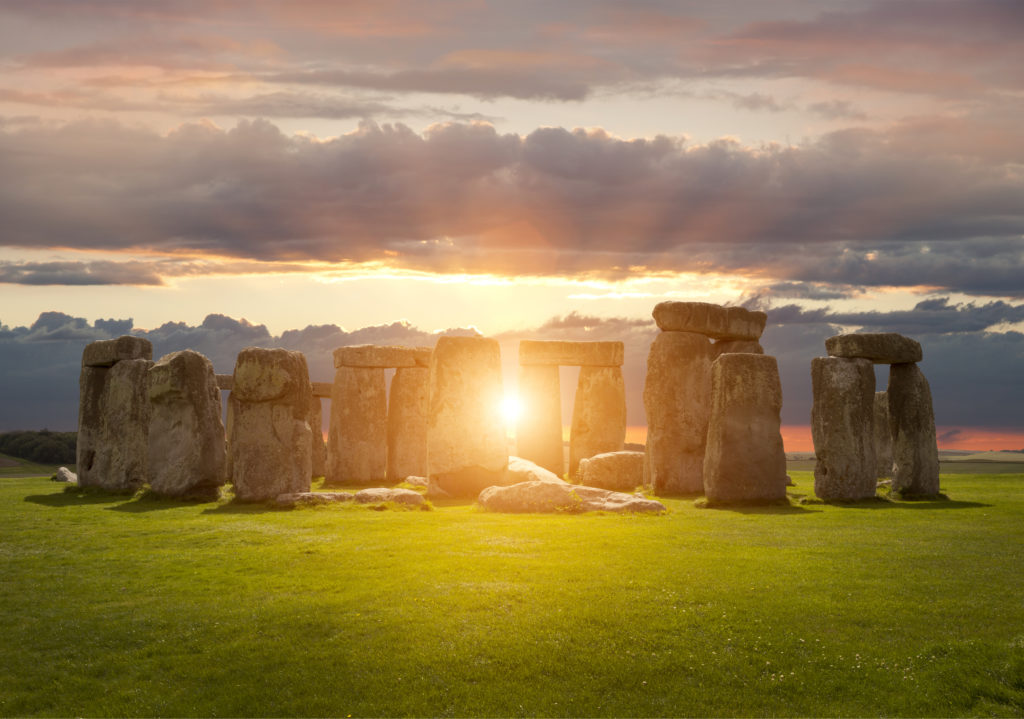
[500,394,523,425]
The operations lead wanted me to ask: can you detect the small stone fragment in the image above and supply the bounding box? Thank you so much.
[579,451,645,492]
[53,467,77,483]
[888,363,941,497]
[519,340,624,367]
[703,353,788,503]
[811,356,877,500]
[825,333,922,364]
[652,302,767,340]
[333,345,432,369]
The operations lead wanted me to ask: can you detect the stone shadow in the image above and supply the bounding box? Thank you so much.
[24,488,127,507]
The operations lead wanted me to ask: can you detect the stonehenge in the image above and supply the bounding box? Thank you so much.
[811,333,940,500]
[77,336,153,493]
[643,301,768,496]
[147,350,226,500]
[517,340,626,478]
[703,353,788,503]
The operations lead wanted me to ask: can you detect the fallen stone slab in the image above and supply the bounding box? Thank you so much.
[519,340,624,367]
[275,491,355,508]
[52,467,77,483]
[333,345,432,369]
[506,456,567,485]
[81,335,153,368]
[478,481,665,514]
[579,451,645,492]
[825,333,922,364]
[652,302,767,341]
[353,487,426,506]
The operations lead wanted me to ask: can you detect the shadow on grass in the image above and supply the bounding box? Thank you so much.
[106,491,219,513]
[201,500,279,515]
[805,496,990,510]
[24,488,127,507]
[697,500,820,515]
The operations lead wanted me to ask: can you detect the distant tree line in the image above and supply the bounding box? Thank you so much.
[0,430,77,465]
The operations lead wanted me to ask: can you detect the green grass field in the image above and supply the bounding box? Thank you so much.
[2,469,1022,717]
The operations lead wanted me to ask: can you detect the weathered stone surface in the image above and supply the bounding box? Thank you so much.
[333,345,432,369]
[216,374,233,390]
[427,336,507,497]
[825,333,922,364]
[76,358,152,493]
[478,481,665,514]
[275,491,354,508]
[569,366,626,477]
[516,364,564,475]
[147,350,226,500]
[519,340,624,367]
[811,356,877,500]
[506,456,566,485]
[311,381,332,398]
[712,339,763,357]
[387,366,429,483]
[643,331,712,495]
[82,335,152,368]
[353,487,426,506]
[229,348,312,502]
[652,302,767,341]
[310,395,326,478]
[404,475,428,487]
[888,363,941,497]
[873,391,893,479]
[327,366,387,485]
[53,467,77,483]
[579,451,645,492]
[702,354,788,503]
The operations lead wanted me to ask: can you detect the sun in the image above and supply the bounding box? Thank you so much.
[500,393,523,425]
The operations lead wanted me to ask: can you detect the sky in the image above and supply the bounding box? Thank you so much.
[0,0,1022,449]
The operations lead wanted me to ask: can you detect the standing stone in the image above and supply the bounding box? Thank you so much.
[579,451,645,492]
[327,366,387,485]
[873,391,893,479]
[888,363,941,497]
[811,356,877,500]
[77,350,153,493]
[147,350,226,500]
[569,366,626,477]
[642,331,712,495]
[703,353,788,503]
[229,347,312,501]
[310,395,326,478]
[387,366,429,482]
[516,364,564,476]
[427,336,507,497]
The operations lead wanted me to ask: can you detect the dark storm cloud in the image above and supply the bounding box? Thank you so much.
[0,260,165,285]
[1,117,1022,296]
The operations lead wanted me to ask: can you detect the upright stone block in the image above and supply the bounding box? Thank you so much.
[77,353,153,493]
[147,350,226,500]
[874,391,893,479]
[569,366,626,477]
[516,364,564,475]
[387,366,429,482]
[811,356,876,500]
[642,331,712,495]
[703,353,788,503]
[229,347,312,501]
[888,363,941,497]
[427,336,507,497]
[327,366,387,485]
[310,395,326,478]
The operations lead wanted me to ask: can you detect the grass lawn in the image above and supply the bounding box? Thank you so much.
[1,471,1022,717]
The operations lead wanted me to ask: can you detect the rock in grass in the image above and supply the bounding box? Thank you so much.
[478,481,665,514]
[578,451,645,492]
[353,487,426,506]
[275,492,355,508]
[506,456,566,485]
[52,467,77,483]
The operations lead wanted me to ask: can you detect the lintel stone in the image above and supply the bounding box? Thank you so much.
[519,340,623,367]
[311,381,333,398]
[333,345,432,369]
[82,335,153,367]
[652,302,766,341]
[825,333,922,364]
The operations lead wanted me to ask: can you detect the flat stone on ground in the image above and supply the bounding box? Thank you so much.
[275,491,355,507]
[333,345,432,369]
[478,481,665,514]
[353,487,426,506]
[579,451,645,492]
[519,340,624,367]
[506,456,566,485]
[652,302,767,341]
[825,333,923,364]
[53,467,77,483]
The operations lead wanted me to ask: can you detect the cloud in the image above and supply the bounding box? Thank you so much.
[1,117,1022,297]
